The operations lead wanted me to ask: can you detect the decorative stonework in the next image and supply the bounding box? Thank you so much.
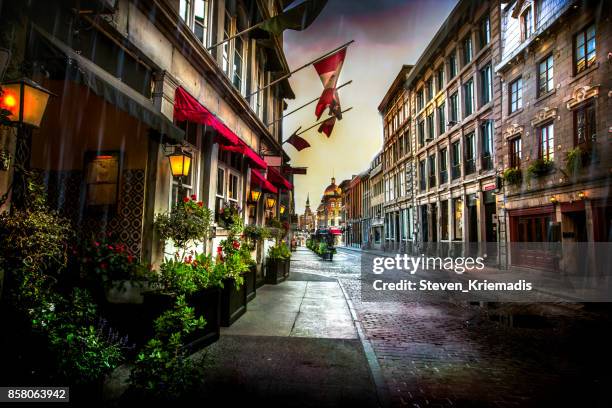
[530,107,557,126]
[503,123,523,139]
[566,85,600,110]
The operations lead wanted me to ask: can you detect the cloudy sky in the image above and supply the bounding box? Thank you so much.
[283,0,457,213]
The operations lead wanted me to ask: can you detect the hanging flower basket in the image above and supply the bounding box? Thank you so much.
[527,159,554,180]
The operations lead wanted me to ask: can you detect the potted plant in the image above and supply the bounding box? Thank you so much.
[264,218,291,284]
[216,216,251,327]
[242,224,269,300]
[217,200,241,229]
[502,167,522,186]
[566,145,591,176]
[527,158,554,180]
[317,242,336,261]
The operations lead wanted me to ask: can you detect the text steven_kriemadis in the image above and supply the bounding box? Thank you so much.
[372,279,533,292]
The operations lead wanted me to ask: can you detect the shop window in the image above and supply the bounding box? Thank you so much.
[453,198,463,240]
[85,151,121,210]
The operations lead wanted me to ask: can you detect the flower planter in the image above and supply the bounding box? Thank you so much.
[245,265,257,302]
[220,278,247,327]
[321,252,334,261]
[265,258,290,284]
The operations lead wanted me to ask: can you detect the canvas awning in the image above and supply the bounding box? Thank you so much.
[174,86,242,146]
[329,227,342,235]
[267,166,293,190]
[219,141,267,170]
[33,25,184,142]
[251,169,278,194]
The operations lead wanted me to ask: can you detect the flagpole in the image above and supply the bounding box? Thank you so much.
[267,80,352,126]
[294,107,353,136]
[207,22,263,51]
[246,40,355,98]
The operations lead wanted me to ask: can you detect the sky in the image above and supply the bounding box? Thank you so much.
[283,0,457,214]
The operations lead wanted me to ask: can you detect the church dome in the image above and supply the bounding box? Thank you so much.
[323,177,341,197]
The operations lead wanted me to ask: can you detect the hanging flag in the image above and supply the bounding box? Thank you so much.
[259,0,328,35]
[315,88,342,120]
[285,133,311,151]
[317,116,336,138]
[313,47,347,119]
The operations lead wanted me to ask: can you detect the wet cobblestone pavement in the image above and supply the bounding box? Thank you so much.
[293,247,612,408]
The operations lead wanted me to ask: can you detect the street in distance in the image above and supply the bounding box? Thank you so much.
[372,280,533,292]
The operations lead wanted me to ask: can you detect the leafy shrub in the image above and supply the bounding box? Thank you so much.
[502,167,522,186]
[129,295,205,400]
[268,243,291,260]
[156,253,222,295]
[566,145,591,175]
[154,195,212,252]
[526,158,554,180]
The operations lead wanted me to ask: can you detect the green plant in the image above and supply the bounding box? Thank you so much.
[527,158,554,180]
[217,200,241,228]
[154,195,212,254]
[216,215,251,286]
[243,224,270,246]
[129,296,205,400]
[502,167,522,186]
[268,243,291,260]
[156,253,222,295]
[566,145,591,175]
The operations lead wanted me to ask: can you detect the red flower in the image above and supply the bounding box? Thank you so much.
[183,196,190,203]
[190,194,197,200]
[107,245,114,250]
[94,241,100,247]
[232,240,240,249]
[100,262,108,270]
[127,255,134,264]
[185,255,193,264]
[197,201,203,207]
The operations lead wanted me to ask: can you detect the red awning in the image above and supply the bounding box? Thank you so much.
[251,169,278,194]
[267,167,293,190]
[174,86,241,146]
[329,227,342,235]
[220,143,267,170]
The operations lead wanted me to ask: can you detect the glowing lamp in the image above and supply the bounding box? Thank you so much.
[280,205,286,214]
[1,78,53,127]
[265,196,276,209]
[550,196,558,204]
[167,149,191,177]
[250,189,262,202]
[577,191,586,200]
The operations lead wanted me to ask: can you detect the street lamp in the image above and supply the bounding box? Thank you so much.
[249,189,262,203]
[1,78,54,128]
[280,204,286,215]
[167,148,192,178]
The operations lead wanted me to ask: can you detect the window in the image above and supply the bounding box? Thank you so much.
[436,67,445,92]
[437,102,446,136]
[574,101,596,145]
[464,132,475,175]
[453,198,463,240]
[418,120,425,146]
[255,61,265,119]
[574,24,596,74]
[427,113,435,141]
[509,77,522,113]
[538,55,554,96]
[441,200,449,240]
[426,78,434,101]
[463,36,473,65]
[194,0,210,46]
[479,14,490,48]
[417,89,424,111]
[463,79,473,117]
[232,35,244,91]
[509,137,522,168]
[428,154,436,188]
[521,6,533,41]
[480,64,492,105]
[451,141,461,180]
[221,10,232,76]
[539,122,554,161]
[450,92,459,123]
[480,120,494,170]
[439,148,448,184]
[419,160,426,191]
[449,51,457,79]
[215,150,243,223]
[179,0,191,21]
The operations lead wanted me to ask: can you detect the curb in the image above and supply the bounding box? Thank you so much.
[337,280,391,408]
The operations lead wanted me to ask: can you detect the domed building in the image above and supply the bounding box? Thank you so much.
[316,177,343,229]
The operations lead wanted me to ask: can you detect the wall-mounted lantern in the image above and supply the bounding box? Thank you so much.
[167,148,192,178]
[1,78,54,127]
[280,204,286,215]
[265,196,276,209]
[249,189,262,203]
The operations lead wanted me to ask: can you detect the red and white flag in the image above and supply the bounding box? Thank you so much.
[313,47,346,119]
[317,116,336,138]
[285,133,311,151]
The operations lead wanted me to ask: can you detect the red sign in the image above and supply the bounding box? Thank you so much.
[484,184,496,191]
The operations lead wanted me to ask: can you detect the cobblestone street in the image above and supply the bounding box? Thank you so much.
[292,247,612,408]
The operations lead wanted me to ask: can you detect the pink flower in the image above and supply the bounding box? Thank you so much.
[94,241,100,247]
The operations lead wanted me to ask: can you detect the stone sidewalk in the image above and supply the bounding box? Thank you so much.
[195,250,381,407]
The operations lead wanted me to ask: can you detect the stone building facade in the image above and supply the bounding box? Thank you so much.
[495,0,611,268]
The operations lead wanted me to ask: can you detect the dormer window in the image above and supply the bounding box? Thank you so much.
[521,6,533,41]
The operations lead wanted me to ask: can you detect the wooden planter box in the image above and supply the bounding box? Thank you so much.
[245,265,257,302]
[265,258,290,284]
[142,287,221,351]
[220,278,247,327]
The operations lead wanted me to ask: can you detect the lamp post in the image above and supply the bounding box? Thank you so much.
[0,78,54,208]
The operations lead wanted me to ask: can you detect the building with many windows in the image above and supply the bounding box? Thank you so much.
[367,151,385,250]
[495,0,611,268]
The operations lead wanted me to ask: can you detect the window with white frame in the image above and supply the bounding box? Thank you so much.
[215,150,243,223]
[172,121,201,204]
[180,0,212,48]
[222,9,231,76]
